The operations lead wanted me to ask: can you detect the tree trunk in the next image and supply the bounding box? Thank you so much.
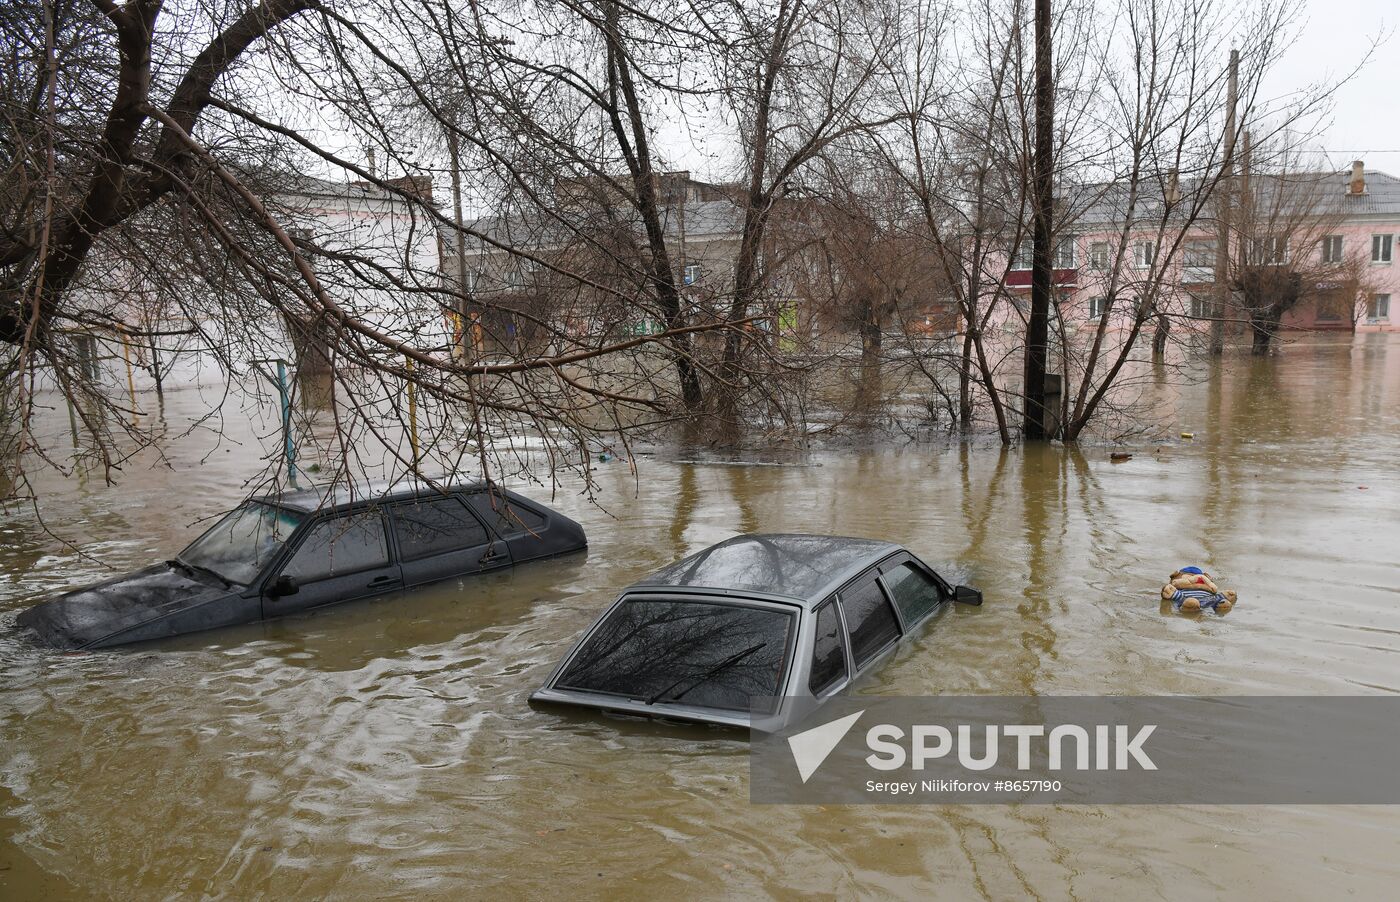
[1152,312,1169,355]
[958,326,974,427]
[860,299,882,365]
[1250,310,1280,354]
[1023,0,1055,441]
[601,2,703,412]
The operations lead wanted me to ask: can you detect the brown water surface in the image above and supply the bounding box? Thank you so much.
[3,334,1399,899]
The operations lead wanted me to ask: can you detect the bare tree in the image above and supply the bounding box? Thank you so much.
[703,0,902,422]
[1229,142,1372,354]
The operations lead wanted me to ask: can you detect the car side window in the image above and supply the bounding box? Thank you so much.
[282,512,388,582]
[465,491,546,535]
[808,600,848,695]
[839,574,901,668]
[392,497,489,561]
[883,562,944,625]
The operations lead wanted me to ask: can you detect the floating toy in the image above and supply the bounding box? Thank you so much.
[1161,566,1237,614]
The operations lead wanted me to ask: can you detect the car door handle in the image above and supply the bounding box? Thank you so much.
[479,548,504,565]
[368,575,400,587]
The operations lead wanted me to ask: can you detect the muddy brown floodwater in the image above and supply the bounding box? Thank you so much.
[2,334,1399,900]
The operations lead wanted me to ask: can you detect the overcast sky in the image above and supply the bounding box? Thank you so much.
[654,0,1400,183]
[1248,0,1396,172]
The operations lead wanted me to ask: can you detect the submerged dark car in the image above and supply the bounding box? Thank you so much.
[530,533,982,730]
[18,481,586,650]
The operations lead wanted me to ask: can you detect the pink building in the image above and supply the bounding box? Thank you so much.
[999,163,1399,336]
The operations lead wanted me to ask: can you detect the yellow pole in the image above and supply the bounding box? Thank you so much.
[119,329,138,425]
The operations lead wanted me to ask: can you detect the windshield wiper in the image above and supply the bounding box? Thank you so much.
[170,557,232,588]
[646,642,768,705]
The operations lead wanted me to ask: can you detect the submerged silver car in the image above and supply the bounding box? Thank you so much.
[530,533,982,730]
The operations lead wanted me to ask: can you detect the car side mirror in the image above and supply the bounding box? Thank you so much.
[270,574,299,598]
[953,585,983,606]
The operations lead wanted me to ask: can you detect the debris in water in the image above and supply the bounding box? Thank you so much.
[1110,452,1133,462]
[1180,431,1195,439]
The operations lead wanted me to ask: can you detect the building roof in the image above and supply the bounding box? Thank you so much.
[630,533,901,604]
[246,169,435,208]
[1066,168,1400,230]
[1331,170,1400,216]
[453,198,744,256]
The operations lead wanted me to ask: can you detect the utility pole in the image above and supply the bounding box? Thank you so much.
[1211,49,1239,356]
[447,128,471,360]
[1023,0,1054,440]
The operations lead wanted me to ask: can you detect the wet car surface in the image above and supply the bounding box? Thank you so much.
[17,481,586,649]
[531,533,982,729]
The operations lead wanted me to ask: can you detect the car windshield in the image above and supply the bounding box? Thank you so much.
[179,502,305,586]
[555,598,795,713]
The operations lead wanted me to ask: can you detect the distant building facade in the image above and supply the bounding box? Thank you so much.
[997,163,1399,337]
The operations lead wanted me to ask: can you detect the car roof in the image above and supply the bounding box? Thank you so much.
[256,478,495,513]
[628,533,903,606]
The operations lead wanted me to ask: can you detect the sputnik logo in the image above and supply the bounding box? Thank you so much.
[787,709,865,783]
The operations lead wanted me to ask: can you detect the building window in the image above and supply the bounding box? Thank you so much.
[464,270,480,292]
[1012,239,1075,269]
[1190,295,1212,319]
[1250,236,1288,266]
[1321,235,1343,264]
[1011,240,1033,271]
[1053,238,1076,269]
[1088,296,1108,320]
[1373,234,1393,264]
[506,269,522,288]
[1089,242,1110,270]
[1370,294,1392,322]
[683,263,701,285]
[1133,241,1156,269]
[1184,240,1217,267]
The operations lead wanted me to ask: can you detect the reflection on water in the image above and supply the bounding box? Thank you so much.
[3,334,1400,898]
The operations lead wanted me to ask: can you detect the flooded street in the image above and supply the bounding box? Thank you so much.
[2,334,1399,899]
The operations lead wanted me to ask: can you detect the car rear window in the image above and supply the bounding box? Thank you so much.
[554,598,795,712]
[883,562,944,625]
[465,492,546,535]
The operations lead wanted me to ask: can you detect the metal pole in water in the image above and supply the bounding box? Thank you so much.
[275,359,298,487]
[66,395,79,449]
[406,355,419,467]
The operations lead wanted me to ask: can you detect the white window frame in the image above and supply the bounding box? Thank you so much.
[1321,235,1343,264]
[1370,293,1391,322]
[1133,241,1156,269]
[1184,240,1217,268]
[683,263,701,285]
[1373,234,1394,264]
[1053,238,1076,269]
[1251,236,1289,266]
[1190,295,1211,319]
[1088,242,1110,270]
[1087,296,1108,320]
[1010,240,1033,271]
